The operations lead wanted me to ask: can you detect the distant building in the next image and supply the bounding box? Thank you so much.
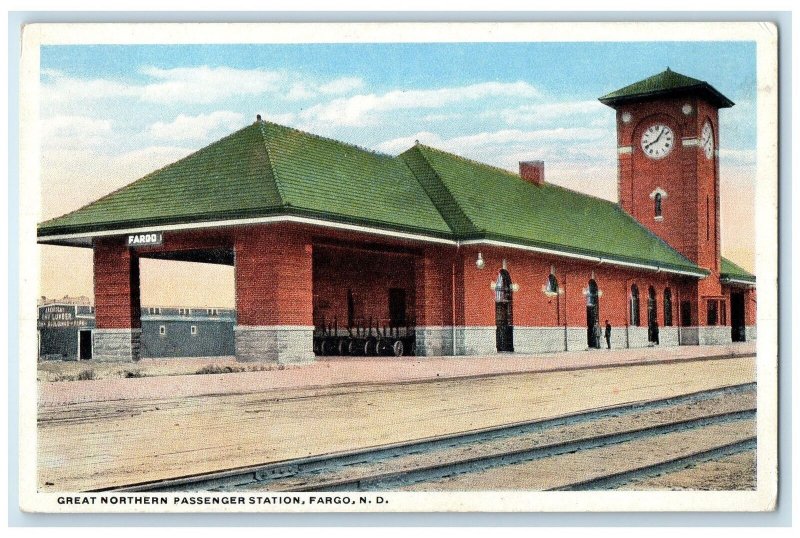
[37,301,235,361]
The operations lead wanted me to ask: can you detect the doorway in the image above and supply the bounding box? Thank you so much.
[647,286,659,344]
[680,301,692,327]
[79,330,92,360]
[731,291,746,342]
[495,269,514,352]
[586,279,599,348]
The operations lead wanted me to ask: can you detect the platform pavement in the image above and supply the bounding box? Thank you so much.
[37,342,755,407]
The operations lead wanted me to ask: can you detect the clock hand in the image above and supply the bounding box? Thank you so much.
[645,128,665,149]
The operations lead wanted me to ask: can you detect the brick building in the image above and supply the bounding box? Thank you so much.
[37,69,756,363]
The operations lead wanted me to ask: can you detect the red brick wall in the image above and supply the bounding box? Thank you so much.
[234,225,313,327]
[312,244,417,330]
[93,237,141,329]
[458,245,690,328]
[614,96,725,327]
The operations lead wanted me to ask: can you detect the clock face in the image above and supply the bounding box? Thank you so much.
[701,121,714,159]
[640,124,675,159]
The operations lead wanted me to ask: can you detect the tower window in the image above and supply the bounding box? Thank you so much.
[654,192,662,218]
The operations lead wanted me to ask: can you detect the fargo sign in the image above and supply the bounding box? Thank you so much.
[128,232,163,247]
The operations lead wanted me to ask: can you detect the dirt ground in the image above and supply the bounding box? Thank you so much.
[37,356,756,492]
[240,388,756,491]
[36,356,291,382]
[398,420,755,491]
[614,450,756,490]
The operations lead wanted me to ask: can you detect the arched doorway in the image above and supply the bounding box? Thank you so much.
[495,269,514,352]
[647,286,659,344]
[586,279,599,348]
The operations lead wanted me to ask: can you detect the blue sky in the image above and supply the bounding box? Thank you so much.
[38,41,757,305]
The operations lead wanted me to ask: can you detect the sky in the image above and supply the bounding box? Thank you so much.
[37,41,757,308]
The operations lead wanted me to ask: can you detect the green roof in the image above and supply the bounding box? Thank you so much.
[720,257,756,283]
[39,118,708,276]
[599,68,734,109]
[37,121,453,238]
[401,144,704,275]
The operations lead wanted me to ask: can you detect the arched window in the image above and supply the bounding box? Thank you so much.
[546,273,558,294]
[663,288,673,326]
[630,284,640,326]
[654,192,663,218]
[587,279,598,307]
[495,269,513,303]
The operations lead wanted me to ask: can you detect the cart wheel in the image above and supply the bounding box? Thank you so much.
[338,339,349,356]
[410,341,417,356]
[348,340,361,356]
[392,340,404,357]
[364,339,376,356]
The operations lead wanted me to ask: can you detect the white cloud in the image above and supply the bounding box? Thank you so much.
[492,100,608,126]
[42,67,367,108]
[146,111,245,141]
[374,131,444,154]
[138,66,284,103]
[319,77,364,95]
[41,115,112,150]
[299,81,541,127]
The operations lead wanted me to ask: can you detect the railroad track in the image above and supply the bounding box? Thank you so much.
[98,382,756,493]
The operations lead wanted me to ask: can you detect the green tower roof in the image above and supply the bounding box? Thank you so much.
[599,68,734,109]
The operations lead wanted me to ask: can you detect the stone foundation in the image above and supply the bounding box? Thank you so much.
[625,326,650,348]
[454,327,496,356]
[659,326,680,347]
[93,329,141,362]
[415,326,454,356]
[697,326,733,345]
[234,325,315,364]
[745,325,757,341]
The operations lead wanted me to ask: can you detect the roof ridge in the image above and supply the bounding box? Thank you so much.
[257,121,288,207]
[261,119,396,160]
[400,146,480,236]
[37,123,260,228]
[414,142,622,207]
[414,143,521,180]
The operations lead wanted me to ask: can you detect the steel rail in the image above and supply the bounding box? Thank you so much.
[96,382,756,493]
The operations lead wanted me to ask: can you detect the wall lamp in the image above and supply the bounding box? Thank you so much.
[475,252,485,270]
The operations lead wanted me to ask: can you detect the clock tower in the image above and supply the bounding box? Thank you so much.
[599,68,735,327]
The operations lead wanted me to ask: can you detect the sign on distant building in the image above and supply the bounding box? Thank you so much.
[128,232,163,247]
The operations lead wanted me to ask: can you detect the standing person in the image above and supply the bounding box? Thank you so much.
[605,320,612,349]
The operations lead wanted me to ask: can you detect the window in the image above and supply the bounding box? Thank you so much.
[159,325,166,335]
[654,192,663,218]
[663,288,673,326]
[630,284,640,326]
[706,298,727,326]
[190,325,198,336]
[206,308,218,316]
[707,299,718,326]
[148,307,161,315]
[546,274,558,294]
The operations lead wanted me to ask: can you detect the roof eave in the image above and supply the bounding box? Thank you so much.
[599,83,735,109]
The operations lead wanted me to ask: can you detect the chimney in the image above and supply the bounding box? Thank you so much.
[519,160,545,186]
